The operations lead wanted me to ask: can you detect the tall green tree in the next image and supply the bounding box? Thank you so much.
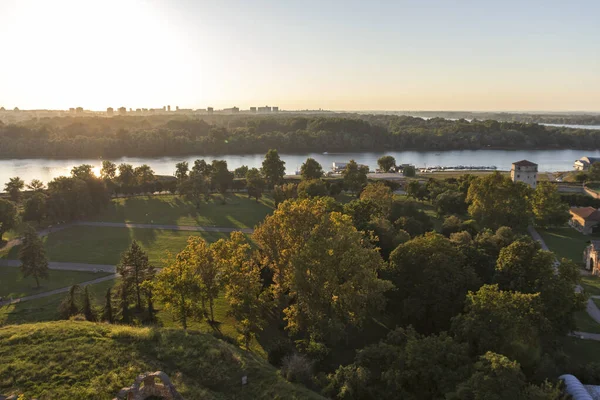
[82,286,97,322]
[377,155,396,172]
[152,243,204,329]
[300,158,324,180]
[23,192,47,224]
[234,165,249,179]
[387,232,479,333]
[134,164,155,186]
[19,224,49,288]
[117,163,136,187]
[26,179,45,192]
[214,231,267,349]
[360,182,393,216]
[101,160,117,181]
[466,172,532,231]
[4,176,24,202]
[530,182,570,228]
[451,285,547,369]
[262,149,286,187]
[117,241,155,311]
[210,160,234,200]
[101,287,114,323]
[245,167,265,202]
[71,164,95,180]
[175,161,189,182]
[178,170,209,209]
[343,160,369,195]
[0,198,18,241]
[59,285,81,319]
[187,236,221,322]
[297,179,328,198]
[192,159,213,177]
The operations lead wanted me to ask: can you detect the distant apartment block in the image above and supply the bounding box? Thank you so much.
[207,107,214,114]
[106,107,114,116]
[118,107,127,115]
[258,106,272,113]
[272,106,279,112]
[250,107,257,113]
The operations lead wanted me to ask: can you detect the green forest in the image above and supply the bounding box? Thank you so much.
[1,114,600,158]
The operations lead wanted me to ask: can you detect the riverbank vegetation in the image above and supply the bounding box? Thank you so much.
[2,114,600,158]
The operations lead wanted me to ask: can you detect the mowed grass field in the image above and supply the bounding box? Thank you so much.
[93,193,275,228]
[0,266,110,299]
[1,226,247,267]
[538,227,594,264]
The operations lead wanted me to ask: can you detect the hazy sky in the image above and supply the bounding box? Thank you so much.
[1,0,599,111]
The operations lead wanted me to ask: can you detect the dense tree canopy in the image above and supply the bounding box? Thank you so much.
[1,114,599,158]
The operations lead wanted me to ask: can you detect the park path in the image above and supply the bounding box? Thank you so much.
[73,221,254,234]
[0,274,118,307]
[528,225,600,340]
[0,259,115,273]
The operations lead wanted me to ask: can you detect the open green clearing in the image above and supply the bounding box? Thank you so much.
[94,193,275,228]
[0,266,110,298]
[581,274,600,296]
[1,226,244,266]
[538,227,595,264]
[0,321,323,400]
[575,310,600,334]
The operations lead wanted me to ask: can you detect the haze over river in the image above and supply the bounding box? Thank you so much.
[1,149,600,188]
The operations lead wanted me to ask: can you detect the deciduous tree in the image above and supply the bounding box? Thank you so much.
[26,179,45,192]
[117,241,155,311]
[360,182,393,216]
[262,149,286,187]
[4,176,24,202]
[0,198,18,241]
[101,160,117,181]
[530,182,570,228]
[210,160,234,200]
[23,192,47,224]
[297,179,328,198]
[245,167,265,202]
[343,160,369,195]
[175,161,189,182]
[377,155,396,173]
[300,158,324,180]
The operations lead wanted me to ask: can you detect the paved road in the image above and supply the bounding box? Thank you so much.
[0,260,115,273]
[74,221,254,234]
[0,274,118,307]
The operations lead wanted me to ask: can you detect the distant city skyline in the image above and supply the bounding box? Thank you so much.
[1,0,599,112]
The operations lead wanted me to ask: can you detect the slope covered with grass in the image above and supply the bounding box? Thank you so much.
[0,321,324,400]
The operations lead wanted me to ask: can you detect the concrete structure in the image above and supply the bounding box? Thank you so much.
[569,207,600,234]
[510,160,538,188]
[114,371,183,400]
[332,162,348,173]
[118,107,127,115]
[106,107,114,116]
[559,374,598,400]
[272,106,279,112]
[575,157,600,171]
[258,106,271,113]
[250,107,256,113]
[584,241,600,275]
[207,107,214,114]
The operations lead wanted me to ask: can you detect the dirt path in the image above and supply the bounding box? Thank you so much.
[0,274,118,307]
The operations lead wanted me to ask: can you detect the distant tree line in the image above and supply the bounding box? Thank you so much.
[2,114,600,158]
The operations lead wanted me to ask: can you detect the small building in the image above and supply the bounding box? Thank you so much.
[106,107,114,116]
[574,156,600,171]
[584,241,600,275]
[510,160,537,188]
[569,206,600,234]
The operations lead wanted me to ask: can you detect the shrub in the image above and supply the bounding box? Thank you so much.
[281,353,313,386]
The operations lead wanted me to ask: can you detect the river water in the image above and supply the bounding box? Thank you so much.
[1,149,599,188]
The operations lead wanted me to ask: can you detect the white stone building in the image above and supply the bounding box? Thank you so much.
[510,160,538,188]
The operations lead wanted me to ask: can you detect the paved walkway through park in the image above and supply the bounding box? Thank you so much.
[0,274,119,307]
[0,259,115,273]
[74,221,254,234]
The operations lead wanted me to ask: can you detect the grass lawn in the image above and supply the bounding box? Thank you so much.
[563,336,600,366]
[94,193,275,228]
[538,227,595,264]
[581,274,600,296]
[575,310,600,334]
[415,170,510,180]
[0,266,111,298]
[0,321,324,400]
[1,226,245,266]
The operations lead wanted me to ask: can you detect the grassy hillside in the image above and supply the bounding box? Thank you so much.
[0,321,324,400]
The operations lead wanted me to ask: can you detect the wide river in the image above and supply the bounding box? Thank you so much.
[1,149,600,188]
